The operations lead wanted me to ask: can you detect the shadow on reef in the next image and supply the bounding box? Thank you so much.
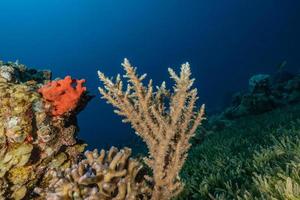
[0,59,204,200]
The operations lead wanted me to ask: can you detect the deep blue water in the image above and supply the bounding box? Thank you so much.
[0,0,299,149]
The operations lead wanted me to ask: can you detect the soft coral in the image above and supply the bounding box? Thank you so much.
[38,76,86,116]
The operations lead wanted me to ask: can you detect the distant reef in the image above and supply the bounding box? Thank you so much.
[208,70,300,132]
[228,71,300,116]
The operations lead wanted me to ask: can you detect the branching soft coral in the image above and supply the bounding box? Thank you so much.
[98,59,205,200]
[38,76,86,116]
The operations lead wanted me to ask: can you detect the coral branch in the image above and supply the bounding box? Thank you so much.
[98,59,205,200]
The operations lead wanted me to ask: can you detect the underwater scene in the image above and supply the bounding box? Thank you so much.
[0,0,300,199]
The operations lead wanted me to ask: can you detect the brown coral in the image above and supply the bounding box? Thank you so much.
[98,59,205,200]
[35,147,152,200]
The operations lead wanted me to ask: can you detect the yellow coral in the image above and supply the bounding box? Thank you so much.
[0,143,33,177]
[8,166,34,186]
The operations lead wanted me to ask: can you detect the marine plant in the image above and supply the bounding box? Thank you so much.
[176,103,300,200]
[98,59,205,200]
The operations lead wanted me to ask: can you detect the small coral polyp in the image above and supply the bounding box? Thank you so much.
[38,76,87,116]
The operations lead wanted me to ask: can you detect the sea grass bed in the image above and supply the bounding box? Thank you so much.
[178,103,300,200]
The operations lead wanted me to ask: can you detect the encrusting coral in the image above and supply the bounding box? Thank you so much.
[0,61,89,199]
[98,59,205,200]
[35,146,152,200]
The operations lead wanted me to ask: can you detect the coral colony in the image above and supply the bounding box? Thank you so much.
[0,59,204,200]
[98,59,205,200]
[0,61,88,200]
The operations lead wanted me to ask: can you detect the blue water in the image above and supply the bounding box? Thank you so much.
[0,0,299,149]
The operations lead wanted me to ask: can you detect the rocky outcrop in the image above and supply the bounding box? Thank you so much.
[224,71,300,119]
[207,71,300,131]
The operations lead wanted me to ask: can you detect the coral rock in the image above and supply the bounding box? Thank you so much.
[0,65,15,82]
[249,74,271,93]
[0,61,86,199]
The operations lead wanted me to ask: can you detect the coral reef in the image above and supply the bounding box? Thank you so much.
[35,147,152,200]
[38,76,87,116]
[98,59,205,200]
[1,59,202,200]
[0,61,89,199]
[3,58,299,200]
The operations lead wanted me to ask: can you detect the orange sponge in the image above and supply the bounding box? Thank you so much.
[38,76,86,116]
